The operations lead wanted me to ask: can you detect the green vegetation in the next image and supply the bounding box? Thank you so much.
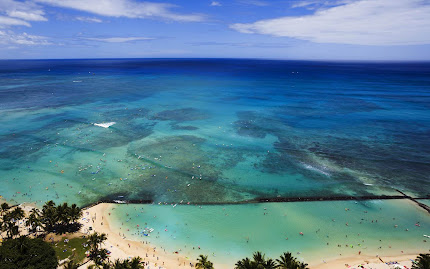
[64,259,80,269]
[412,254,430,269]
[40,200,83,234]
[52,236,88,263]
[0,202,10,216]
[0,236,58,269]
[85,231,145,269]
[87,257,145,269]
[2,200,83,236]
[1,206,25,239]
[235,251,277,269]
[195,251,309,269]
[234,251,308,269]
[0,201,85,268]
[276,252,309,269]
[105,257,144,269]
[88,231,109,266]
[196,254,214,269]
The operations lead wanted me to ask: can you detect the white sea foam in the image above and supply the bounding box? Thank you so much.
[94,122,116,128]
[301,163,331,177]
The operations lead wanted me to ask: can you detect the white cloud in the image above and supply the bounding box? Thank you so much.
[84,37,154,43]
[36,0,204,22]
[291,0,353,9]
[0,15,31,27]
[0,0,47,22]
[231,0,430,45]
[0,30,51,45]
[76,16,103,23]
[7,10,47,21]
[211,1,222,6]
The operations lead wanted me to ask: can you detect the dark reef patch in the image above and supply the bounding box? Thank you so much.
[78,121,155,151]
[124,135,254,203]
[278,97,383,117]
[101,107,150,122]
[152,108,209,122]
[233,111,283,139]
[170,124,199,131]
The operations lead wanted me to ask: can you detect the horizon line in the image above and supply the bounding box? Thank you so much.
[1,57,430,63]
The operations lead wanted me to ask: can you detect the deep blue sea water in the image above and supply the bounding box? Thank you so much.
[1,59,429,206]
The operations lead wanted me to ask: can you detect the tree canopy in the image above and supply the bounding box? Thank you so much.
[41,200,83,234]
[196,254,214,269]
[412,254,430,269]
[233,251,308,269]
[0,236,58,269]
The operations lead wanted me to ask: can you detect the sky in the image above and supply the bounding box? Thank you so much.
[0,0,430,60]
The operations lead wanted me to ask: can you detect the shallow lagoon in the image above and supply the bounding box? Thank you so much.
[109,200,430,266]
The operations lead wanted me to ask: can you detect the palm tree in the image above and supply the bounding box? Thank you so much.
[88,232,108,252]
[1,217,19,239]
[93,248,109,266]
[276,252,297,269]
[0,202,10,216]
[253,252,265,263]
[196,254,214,269]
[235,257,253,269]
[64,259,80,269]
[43,200,56,211]
[42,201,58,232]
[25,208,42,234]
[296,262,309,269]
[88,232,109,266]
[2,207,25,238]
[69,204,82,223]
[130,257,142,269]
[113,259,123,268]
[412,254,430,269]
[235,252,307,269]
[10,207,25,220]
[264,259,277,269]
[113,259,131,269]
[276,252,309,269]
[57,203,71,225]
[88,262,112,269]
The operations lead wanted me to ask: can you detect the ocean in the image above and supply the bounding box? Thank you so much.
[1,59,429,264]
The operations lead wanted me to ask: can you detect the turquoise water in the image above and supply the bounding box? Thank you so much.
[1,59,429,206]
[421,200,430,207]
[1,59,430,265]
[109,200,430,266]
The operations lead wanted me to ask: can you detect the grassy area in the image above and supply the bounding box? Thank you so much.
[51,236,89,263]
